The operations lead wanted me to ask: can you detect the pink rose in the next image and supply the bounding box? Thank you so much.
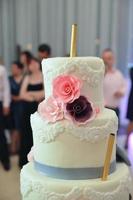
[27,146,34,162]
[53,75,82,103]
[38,97,64,123]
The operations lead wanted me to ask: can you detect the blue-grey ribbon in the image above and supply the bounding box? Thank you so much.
[34,160,116,180]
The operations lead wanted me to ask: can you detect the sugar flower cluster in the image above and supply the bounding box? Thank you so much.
[38,75,98,125]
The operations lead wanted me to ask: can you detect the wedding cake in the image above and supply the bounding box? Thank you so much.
[20,57,132,200]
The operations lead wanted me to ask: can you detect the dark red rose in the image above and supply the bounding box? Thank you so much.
[66,96,95,124]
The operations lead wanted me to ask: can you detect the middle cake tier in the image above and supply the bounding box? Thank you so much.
[31,108,118,176]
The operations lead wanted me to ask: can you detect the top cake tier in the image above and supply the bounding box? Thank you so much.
[42,57,105,112]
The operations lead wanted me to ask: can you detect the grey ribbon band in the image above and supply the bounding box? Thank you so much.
[34,160,116,180]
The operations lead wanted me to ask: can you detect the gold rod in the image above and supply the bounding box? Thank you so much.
[101,133,115,181]
[70,24,77,57]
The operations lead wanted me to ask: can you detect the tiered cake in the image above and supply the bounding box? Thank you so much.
[20,57,132,200]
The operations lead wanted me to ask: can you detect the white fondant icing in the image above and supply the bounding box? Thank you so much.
[21,57,133,200]
[30,57,118,168]
[31,108,118,143]
[31,108,117,168]
[42,57,105,111]
[21,163,132,200]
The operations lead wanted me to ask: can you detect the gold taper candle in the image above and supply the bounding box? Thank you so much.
[101,133,115,181]
[70,24,77,57]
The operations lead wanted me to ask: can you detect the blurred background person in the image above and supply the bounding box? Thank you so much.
[126,66,133,148]
[38,44,51,61]
[9,61,24,154]
[19,58,44,168]
[102,48,127,120]
[0,62,11,170]
[20,51,33,75]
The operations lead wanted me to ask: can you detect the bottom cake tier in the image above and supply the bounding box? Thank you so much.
[20,163,132,200]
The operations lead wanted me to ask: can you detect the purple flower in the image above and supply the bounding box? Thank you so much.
[65,96,95,125]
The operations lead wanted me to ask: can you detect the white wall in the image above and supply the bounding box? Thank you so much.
[0,0,132,74]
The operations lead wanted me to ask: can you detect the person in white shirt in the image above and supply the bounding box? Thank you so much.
[0,64,11,170]
[102,48,126,118]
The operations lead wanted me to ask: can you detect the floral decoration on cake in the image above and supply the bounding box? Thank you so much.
[65,96,95,125]
[53,75,82,103]
[38,97,64,123]
[38,74,99,125]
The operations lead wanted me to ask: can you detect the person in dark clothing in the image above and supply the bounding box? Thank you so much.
[9,61,24,154]
[38,44,51,61]
[20,51,33,75]
[19,58,44,168]
[125,67,133,148]
[0,64,11,170]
